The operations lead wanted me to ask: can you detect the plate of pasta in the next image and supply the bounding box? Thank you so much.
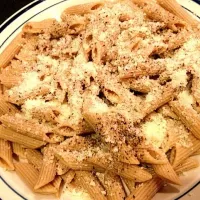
[0,0,200,200]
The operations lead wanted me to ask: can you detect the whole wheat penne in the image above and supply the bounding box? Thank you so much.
[15,162,57,194]
[152,159,181,185]
[0,32,24,68]
[0,126,45,149]
[170,101,200,139]
[56,160,69,175]
[175,157,199,175]
[122,178,135,193]
[158,104,178,120]
[96,172,126,200]
[192,148,200,156]
[26,149,43,170]
[0,139,14,170]
[87,156,152,182]
[126,176,164,200]
[0,98,19,116]
[75,171,107,200]
[118,144,140,165]
[61,170,76,183]
[157,0,199,27]
[0,114,64,143]
[136,149,167,164]
[170,134,200,167]
[34,159,57,189]
[121,61,165,80]
[55,153,96,171]
[22,19,57,34]
[135,1,186,31]
[52,176,63,196]
[61,2,104,17]
[12,143,26,159]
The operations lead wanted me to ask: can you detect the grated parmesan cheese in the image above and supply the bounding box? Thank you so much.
[178,91,194,106]
[142,114,167,148]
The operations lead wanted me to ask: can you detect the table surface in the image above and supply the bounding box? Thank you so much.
[0,0,34,25]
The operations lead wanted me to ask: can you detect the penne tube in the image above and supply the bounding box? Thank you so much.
[152,159,181,185]
[61,2,104,17]
[56,160,69,175]
[34,159,57,189]
[0,139,14,170]
[0,126,46,149]
[12,143,26,159]
[0,32,24,68]
[133,0,186,31]
[158,104,178,120]
[0,114,64,143]
[0,98,19,116]
[75,171,107,200]
[157,0,199,27]
[55,153,96,171]
[121,61,165,80]
[136,149,167,164]
[96,172,126,200]
[126,176,164,200]
[122,178,135,194]
[175,157,199,175]
[192,148,200,156]
[26,149,43,170]
[61,170,76,184]
[52,176,63,196]
[15,162,57,194]
[87,156,152,182]
[170,134,200,167]
[22,19,58,34]
[117,144,140,165]
[169,101,200,139]
[144,85,175,116]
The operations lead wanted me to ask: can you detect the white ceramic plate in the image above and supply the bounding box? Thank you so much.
[0,0,200,199]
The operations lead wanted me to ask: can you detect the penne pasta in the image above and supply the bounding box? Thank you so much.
[0,32,24,68]
[175,157,199,175]
[0,139,14,170]
[12,143,26,159]
[56,160,69,175]
[87,156,152,182]
[34,149,57,190]
[136,149,167,164]
[52,176,63,196]
[26,149,43,170]
[152,159,181,185]
[61,2,104,17]
[0,114,64,143]
[55,153,96,171]
[15,162,57,194]
[170,134,200,168]
[75,171,107,200]
[0,98,19,116]
[122,178,135,194]
[157,0,199,27]
[126,176,164,200]
[170,101,200,139]
[22,19,58,34]
[192,148,200,156]
[61,170,76,184]
[0,126,46,149]
[144,85,175,116]
[96,172,126,200]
